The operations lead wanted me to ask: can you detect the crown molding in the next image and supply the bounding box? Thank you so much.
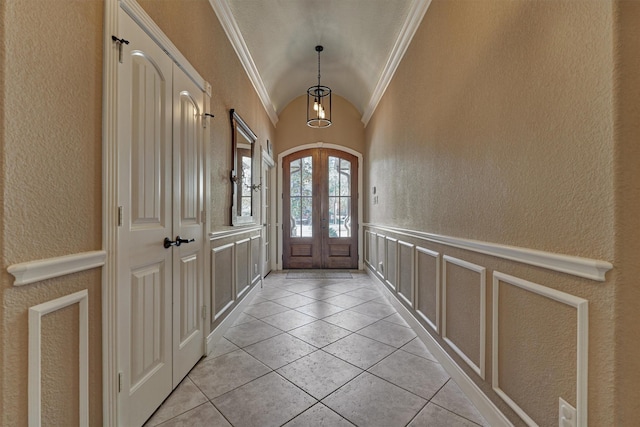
[361,0,432,126]
[208,0,279,126]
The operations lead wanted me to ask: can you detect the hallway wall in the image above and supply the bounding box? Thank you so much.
[1,0,276,425]
[363,0,627,425]
[275,94,365,157]
[1,1,104,425]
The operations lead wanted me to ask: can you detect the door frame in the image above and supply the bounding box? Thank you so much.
[102,1,212,425]
[277,142,363,271]
[261,148,276,277]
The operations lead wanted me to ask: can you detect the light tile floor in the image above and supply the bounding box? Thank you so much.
[144,271,488,427]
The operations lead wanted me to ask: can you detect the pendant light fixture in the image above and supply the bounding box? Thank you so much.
[307,45,332,128]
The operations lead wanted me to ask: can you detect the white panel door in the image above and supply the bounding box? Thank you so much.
[171,64,204,385]
[117,12,205,427]
[117,11,173,427]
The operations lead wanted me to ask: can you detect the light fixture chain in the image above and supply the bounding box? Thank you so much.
[317,48,321,87]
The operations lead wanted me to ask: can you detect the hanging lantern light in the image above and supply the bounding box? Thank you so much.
[307,45,332,128]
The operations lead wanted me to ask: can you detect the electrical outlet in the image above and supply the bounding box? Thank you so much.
[559,397,576,427]
[378,261,384,273]
[254,263,258,274]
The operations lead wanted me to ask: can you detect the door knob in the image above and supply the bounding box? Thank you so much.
[164,236,195,248]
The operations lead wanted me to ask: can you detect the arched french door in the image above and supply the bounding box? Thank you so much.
[283,148,358,269]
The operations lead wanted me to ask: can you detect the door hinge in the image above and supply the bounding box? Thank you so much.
[202,305,207,321]
[117,206,123,227]
[118,372,123,393]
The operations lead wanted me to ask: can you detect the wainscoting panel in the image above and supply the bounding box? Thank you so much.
[363,223,603,425]
[29,290,89,427]
[385,237,398,290]
[212,243,234,322]
[492,272,588,426]
[397,240,415,307]
[250,235,261,285]
[442,255,486,379]
[415,246,439,333]
[235,238,251,298]
[376,234,386,279]
[365,230,377,268]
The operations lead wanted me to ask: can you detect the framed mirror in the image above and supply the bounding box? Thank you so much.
[230,109,257,225]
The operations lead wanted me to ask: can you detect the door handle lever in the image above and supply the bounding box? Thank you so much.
[164,236,195,248]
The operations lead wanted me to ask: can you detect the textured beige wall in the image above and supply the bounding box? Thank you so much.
[613,1,640,423]
[138,0,276,230]
[366,0,615,261]
[275,94,365,156]
[1,0,104,425]
[364,0,620,424]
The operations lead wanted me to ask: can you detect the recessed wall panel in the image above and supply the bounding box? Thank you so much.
[443,256,486,379]
[251,235,261,285]
[385,237,397,290]
[493,272,587,426]
[377,234,386,278]
[235,239,250,297]
[212,244,234,322]
[41,304,80,426]
[397,241,414,306]
[415,247,439,332]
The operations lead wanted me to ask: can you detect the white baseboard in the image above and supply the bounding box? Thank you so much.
[366,267,513,427]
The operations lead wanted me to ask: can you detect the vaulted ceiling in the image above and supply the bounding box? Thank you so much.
[209,0,432,125]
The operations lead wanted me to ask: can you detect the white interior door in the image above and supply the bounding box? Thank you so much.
[171,64,204,385]
[117,11,204,426]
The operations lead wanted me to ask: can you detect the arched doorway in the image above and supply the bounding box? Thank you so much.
[282,147,360,269]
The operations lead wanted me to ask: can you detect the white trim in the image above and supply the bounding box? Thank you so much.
[415,246,440,333]
[277,143,364,271]
[102,1,119,424]
[366,267,513,427]
[492,272,588,427]
[29,290,89,427]
[364,224,612,282]
[210,225,263,241]
[262,147,275,169]
[206,283,261,353]
[8,251,106,286]
[207,0,278,126]
[361,0,432,126]
[442,255,486,380]
[120,0,206,91]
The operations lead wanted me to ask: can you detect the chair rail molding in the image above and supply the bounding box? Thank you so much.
[8,251,107,286]
[363,224,612,282]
